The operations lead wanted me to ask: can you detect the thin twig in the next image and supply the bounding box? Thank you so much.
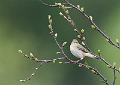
[19,62,43,82]
[18,50,65,63]
[64,0,120,49]
[113,67,116,85]
[59,9,91,51]
[64,61,109,85]
[18,50,65,82]
[80,63,109,85]
[99,57,120,73]
[48,15,75,62]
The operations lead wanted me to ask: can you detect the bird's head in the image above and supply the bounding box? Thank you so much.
[71,39,79,46]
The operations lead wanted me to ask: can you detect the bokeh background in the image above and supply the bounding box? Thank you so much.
[0,0,120,85]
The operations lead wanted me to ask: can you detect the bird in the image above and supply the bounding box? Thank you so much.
[70,39,96,60]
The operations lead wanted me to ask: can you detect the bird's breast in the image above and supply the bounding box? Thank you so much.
[70,45,84,59]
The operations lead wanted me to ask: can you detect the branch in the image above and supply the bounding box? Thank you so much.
[47,15,110,85]
[48,15,73,62]
[19,50,110,85]
[65,61,110,85]
[19,1,120,85]
[18,50,65,82]
[19,14,110,85]
[57,2,120,74]
[40,1,120,85]
[99,57,120,73]
[64,0,120,49]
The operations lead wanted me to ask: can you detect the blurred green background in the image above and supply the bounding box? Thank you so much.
[0,0,120,85]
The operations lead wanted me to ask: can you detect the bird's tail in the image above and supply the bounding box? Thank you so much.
[85,53,101,60]
[84,53,96,58]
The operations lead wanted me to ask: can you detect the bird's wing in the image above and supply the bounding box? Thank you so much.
[77,44,89,53]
